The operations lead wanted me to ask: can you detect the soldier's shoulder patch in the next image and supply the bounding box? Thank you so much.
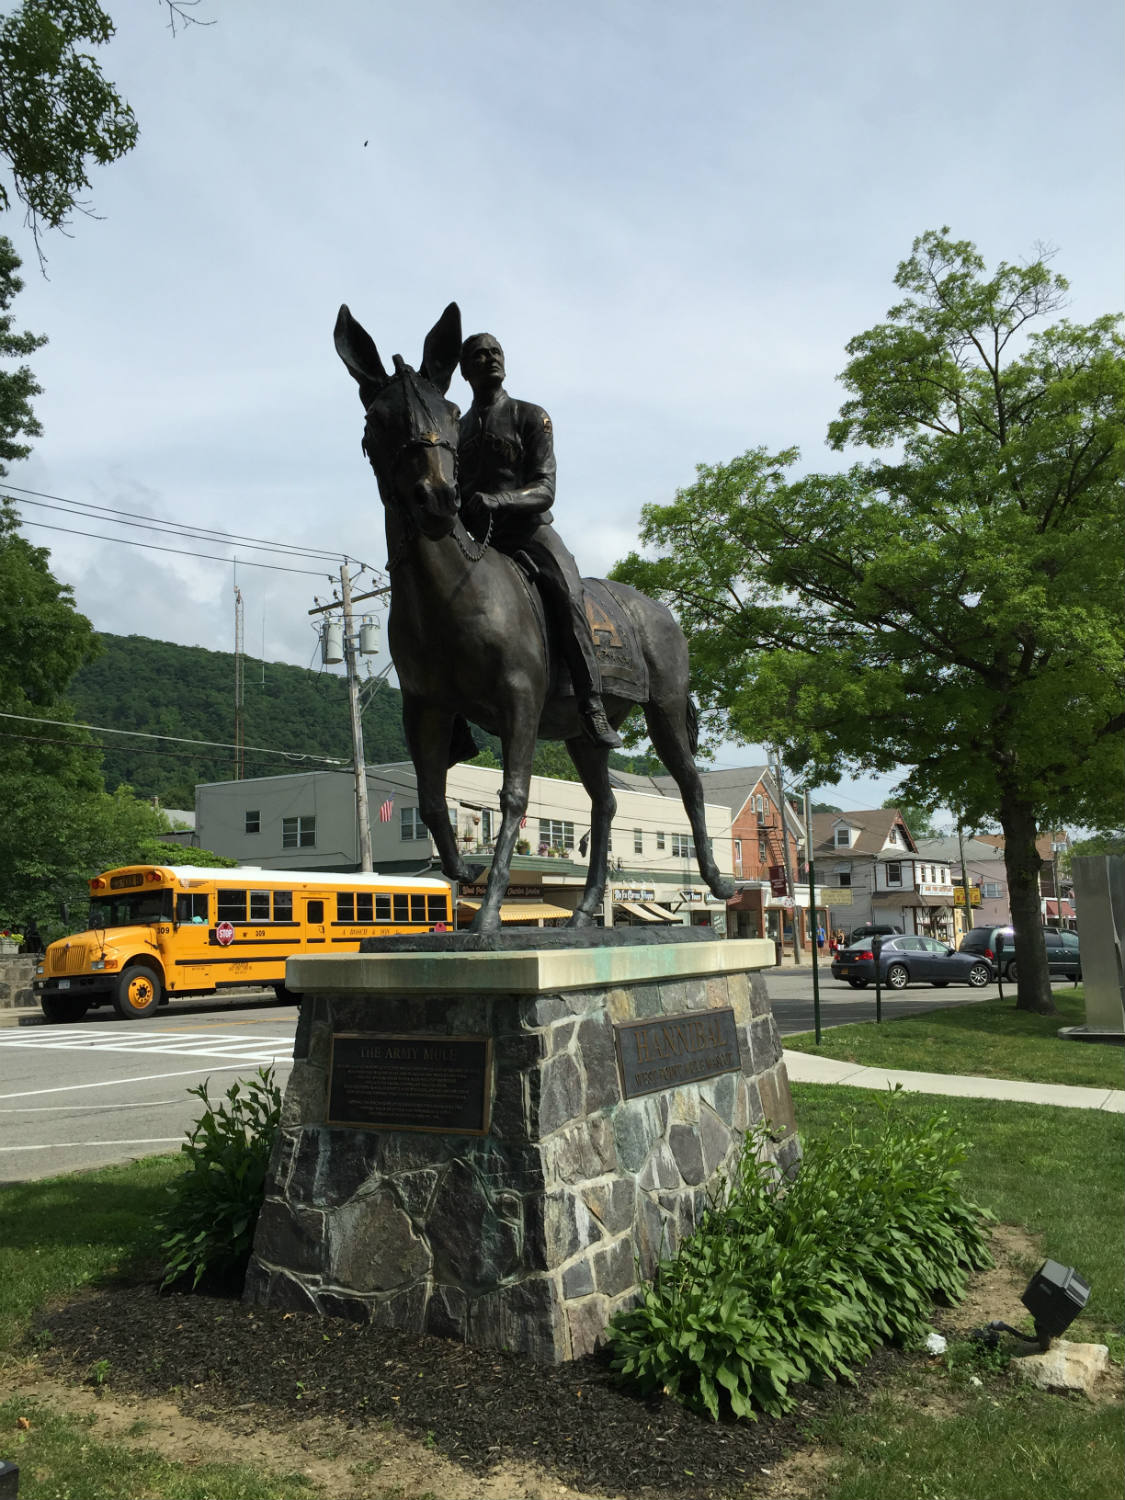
[541,414,552,433]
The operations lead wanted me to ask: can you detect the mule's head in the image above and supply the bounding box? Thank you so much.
[334,302,463,541]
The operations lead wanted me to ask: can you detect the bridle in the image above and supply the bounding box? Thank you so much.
[363,363,492,568]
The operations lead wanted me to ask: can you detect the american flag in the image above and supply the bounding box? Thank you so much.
[379,796,394,823]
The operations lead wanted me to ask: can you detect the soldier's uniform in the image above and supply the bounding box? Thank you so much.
[459,393,613,737]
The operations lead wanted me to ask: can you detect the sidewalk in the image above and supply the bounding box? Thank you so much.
[783,1049,1125,1113]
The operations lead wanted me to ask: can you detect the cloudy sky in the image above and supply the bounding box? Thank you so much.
[4,0,1122,816]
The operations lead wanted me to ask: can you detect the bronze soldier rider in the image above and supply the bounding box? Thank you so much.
[458,332,623,750]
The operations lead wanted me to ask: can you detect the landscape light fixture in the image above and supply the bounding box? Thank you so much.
[976,1260,1091,1351]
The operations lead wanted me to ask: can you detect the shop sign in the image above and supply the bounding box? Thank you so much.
[614,887,656,902]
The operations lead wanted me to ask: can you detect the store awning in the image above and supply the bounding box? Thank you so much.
[457,899,573,925]
[615,900,663,923]
[640,902,679,923]
[1045,899,1076,918]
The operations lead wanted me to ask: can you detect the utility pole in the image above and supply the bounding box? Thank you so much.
[233,580,245,780]
[957,821,973,932]
[804,787,822,1043]
[309,564,385,873]
[340,564,373,872]
[772,749,800,964]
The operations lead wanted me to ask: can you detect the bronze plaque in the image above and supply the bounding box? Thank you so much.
[615,1008,742,1098]
[328,1033,492,1134]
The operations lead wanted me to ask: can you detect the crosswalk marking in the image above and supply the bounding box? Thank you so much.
[0,1027,294,1066]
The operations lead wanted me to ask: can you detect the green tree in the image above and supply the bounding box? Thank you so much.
[613,230,1124,1014]
[0,2,210,260]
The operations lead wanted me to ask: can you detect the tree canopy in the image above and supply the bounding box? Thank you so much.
[612,230,1124,1012]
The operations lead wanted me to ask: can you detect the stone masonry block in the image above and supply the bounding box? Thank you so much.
[577,1013,620,1112]
[329,1188,431,1293]
[537,1052,584,1135]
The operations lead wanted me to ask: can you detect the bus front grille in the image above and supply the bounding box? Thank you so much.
[48,944,89,975]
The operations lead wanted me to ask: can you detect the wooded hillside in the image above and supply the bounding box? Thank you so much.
[67,634,664,807]
[68,634,410,807]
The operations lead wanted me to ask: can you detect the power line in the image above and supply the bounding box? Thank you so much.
[3,482,359,565]
[0,709,349,765]
[15,519,336,578]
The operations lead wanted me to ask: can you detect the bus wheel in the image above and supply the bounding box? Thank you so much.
[42,994,90,1023]
[115,965,162,1019]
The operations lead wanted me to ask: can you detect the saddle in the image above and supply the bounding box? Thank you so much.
[446,566,650,768]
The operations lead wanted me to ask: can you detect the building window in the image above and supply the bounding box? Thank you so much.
[481,809,495,843]
[982,880,1002,899]
[656,831,665,851]
[282,815,315,849]
[244,809,260,835]
[672,833,692,857]
[837,871,852,888]
[539,818,575,851]
[634,829,643,854]
[400,807,428,841]
[733,838,742,871]
[885,861,902,887]
[835,827,851,848]
[758,835,768,862]
[756,794,765,825]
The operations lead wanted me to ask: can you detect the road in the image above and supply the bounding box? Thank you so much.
[0,993,296,1183]
[0,967,1044,1183]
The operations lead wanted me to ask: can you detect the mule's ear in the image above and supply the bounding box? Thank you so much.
[420,302,462,394]
[334,304,389,406]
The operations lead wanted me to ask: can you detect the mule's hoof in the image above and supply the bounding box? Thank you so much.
[566,910,595,928]
[459,863,486,885]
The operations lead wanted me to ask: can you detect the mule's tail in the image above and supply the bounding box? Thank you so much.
[686,696,699,757]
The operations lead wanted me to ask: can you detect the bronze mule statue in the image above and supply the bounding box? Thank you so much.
[334,301,734,933]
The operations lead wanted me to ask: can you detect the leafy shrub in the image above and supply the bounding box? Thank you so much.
[606,1094,993,1422]
[158,1067,281,1291]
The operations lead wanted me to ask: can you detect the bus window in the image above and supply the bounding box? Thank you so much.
[249,891,270,922]
[176,893,209,925]
[307,900,324,923]
[356,893,373,922]
[274,891,293,922]
[217,889,247,922]
[427,894,448,922]
[393,894,408,922]
[410,894,426,922]
[337,892,354,922]
[375,894,391,921]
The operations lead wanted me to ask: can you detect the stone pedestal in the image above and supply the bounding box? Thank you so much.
[244,932,797,1362]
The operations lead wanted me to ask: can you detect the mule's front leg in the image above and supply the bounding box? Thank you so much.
[470,711,539,933]
[402,698,478,884]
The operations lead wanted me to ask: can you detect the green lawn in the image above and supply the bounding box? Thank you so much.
[786,988,1125,1089]
[1,1088,1121,1500]
[793,1084,1125,1500]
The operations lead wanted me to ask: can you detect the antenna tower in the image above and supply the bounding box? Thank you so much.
[233,581,245,779]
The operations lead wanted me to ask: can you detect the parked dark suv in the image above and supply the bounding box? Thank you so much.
[958,926,1081,983]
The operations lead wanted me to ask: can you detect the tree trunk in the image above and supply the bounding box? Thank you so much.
[999,795,1055,1015]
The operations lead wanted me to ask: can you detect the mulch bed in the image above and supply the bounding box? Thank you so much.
[34,1274,893,1499]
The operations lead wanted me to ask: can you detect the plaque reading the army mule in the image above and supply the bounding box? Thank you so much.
[615,1008,742,1099]
[328,1033,492,1134]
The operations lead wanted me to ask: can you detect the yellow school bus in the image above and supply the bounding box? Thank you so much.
[33,864,452,1022]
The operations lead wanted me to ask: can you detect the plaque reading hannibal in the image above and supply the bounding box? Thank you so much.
[615,1008,742,1099]
[328,1033,492,1134]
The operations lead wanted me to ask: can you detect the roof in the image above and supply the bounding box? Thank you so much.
[811,809,918,857]
[913,835,1006,865]
[121,865,449,891]
[976,831,1070,861]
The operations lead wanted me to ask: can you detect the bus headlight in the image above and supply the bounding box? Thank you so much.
[91,960,106,970]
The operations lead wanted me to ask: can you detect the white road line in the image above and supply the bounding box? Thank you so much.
[0,1062,291,1101]
[0,1097,188,1114]
[3,1138,184,1152]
